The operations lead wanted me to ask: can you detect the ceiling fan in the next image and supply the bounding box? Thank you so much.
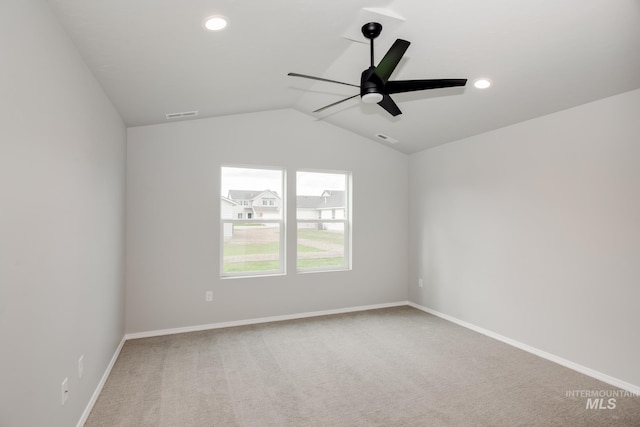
[288,22,467,117]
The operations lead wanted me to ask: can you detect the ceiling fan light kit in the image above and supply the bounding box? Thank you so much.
[362,93,384,104]
[288,22,468,117]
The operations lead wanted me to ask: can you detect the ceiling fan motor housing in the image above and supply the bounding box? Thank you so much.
[360,67,383,101]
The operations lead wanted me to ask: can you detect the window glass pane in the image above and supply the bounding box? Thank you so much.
[223,223,281,274]
[296,170,349,272]
[221,167,283,220]
[221,166,284,276]
[296,171,346,216]
[297,223,345,269]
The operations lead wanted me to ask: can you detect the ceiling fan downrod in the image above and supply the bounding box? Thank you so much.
[361,22,382,67]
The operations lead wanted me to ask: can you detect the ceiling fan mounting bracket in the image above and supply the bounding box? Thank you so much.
[361,22,382,40]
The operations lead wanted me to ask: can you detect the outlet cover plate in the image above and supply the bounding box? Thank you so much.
[78,355,84,378]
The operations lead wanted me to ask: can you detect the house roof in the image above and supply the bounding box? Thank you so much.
[297,196,324,209]
[221,196,239,206]
[297,191,345,209]
[48,1,640,154]
[227,190,280,201]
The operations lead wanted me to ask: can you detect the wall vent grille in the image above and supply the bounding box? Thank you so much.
[375,133,398,144]
[166,111,199,119]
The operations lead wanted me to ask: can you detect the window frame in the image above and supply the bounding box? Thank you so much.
[295,169,352,273]
[220,165,286,278]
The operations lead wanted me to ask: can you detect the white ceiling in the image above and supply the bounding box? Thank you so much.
[48,0,640,154]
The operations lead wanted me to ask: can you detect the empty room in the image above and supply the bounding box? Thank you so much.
[1,0,639,426]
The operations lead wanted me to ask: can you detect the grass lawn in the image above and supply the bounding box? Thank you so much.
[224,242,320,256]
[223,260,279,273]
[223,230,344,273]
[298,243,322,253]
[223,242,279,256]
[297,229,344,245]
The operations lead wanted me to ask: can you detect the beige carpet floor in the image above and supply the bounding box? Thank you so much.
[85,306,640,426]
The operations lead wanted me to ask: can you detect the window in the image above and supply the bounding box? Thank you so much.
[296,171,351,272]
[221,166,284,277]
[220,166,351,277]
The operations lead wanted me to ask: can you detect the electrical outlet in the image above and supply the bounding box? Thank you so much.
[418,278,424,288]
[78,355,84,379]
[61,378,69,405]
[205,291,213,302]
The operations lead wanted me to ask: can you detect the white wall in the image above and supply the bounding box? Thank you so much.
[126,109,409,333]
[0,1,126,426]
[409,89,640,387]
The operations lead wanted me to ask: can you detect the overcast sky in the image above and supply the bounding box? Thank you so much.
[221,167,345,197]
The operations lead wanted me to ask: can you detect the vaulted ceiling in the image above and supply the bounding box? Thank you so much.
[48,0,640,154]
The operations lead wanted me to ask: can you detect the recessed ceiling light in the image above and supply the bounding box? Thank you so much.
[203,15,228,31]
[473,79,492,89]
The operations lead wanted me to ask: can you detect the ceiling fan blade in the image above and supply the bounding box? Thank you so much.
[313,94,360,113]
[288,73,359,88]
[377,94,402,117]
[385,79,467,94]
[374,39,410,83]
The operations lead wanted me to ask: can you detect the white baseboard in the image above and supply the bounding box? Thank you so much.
[76,336,126,427]
[407,302,640,395]
[125,301,409,340]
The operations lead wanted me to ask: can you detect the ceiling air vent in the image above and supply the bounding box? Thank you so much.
[165,111,199,119]
[375,133,398,144]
